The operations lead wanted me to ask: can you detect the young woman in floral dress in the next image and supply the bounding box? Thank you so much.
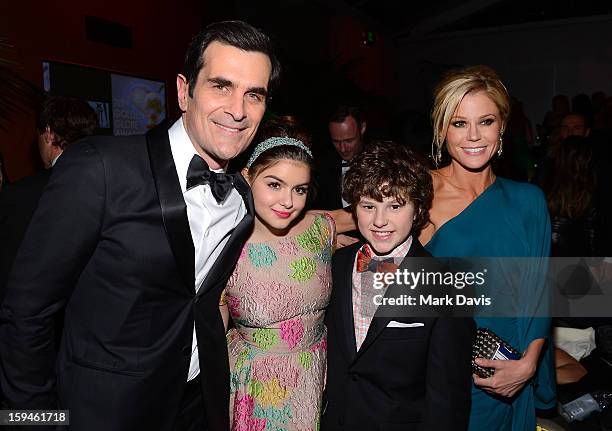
[221,134,338,431]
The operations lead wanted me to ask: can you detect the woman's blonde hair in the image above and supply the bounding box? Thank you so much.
[431,65,510,165]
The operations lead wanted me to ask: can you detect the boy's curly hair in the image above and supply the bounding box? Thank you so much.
[343,141,433,232]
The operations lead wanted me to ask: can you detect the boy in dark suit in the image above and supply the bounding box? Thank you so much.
[322,141,475,431]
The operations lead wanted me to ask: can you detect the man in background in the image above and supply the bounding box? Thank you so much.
[0,95,97,298]
[0,95,96,411]
[313,103,367,211]
[559,113,590,141]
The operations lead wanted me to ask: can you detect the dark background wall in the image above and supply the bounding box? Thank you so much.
[0,0,204,181]
[397,15,612,130]
[0,0,395,181]
[2,0,611,181]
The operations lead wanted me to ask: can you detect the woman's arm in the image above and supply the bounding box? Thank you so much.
[308,209,359,249]
[220,304,230,333]
[473,338,546,398]
[555,347,587,385]
[219,290,230,333]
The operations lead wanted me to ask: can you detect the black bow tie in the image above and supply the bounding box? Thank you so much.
[186,155,234,204]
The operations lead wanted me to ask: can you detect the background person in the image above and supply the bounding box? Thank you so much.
[0,96,97,299]
[312,103,367,211]
[537,135,598,257]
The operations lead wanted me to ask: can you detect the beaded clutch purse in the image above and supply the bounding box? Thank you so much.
[472,327,521,378]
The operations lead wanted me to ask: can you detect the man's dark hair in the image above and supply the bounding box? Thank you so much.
[328,103,364,125]
[343,140,433,233]
[36,96,98,149]
[182,20,281,99]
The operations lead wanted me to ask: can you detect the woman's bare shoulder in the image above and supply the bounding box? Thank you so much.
[293,211,317,231]
[429,167,453,192]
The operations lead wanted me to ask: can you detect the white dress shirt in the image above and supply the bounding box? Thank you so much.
[51,153,62,167]
[168,118,246,381]
[351,236,413,350]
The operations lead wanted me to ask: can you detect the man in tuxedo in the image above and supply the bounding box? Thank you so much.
[0,96,98,300]
[0,20,279,431]
[0,98,97,412]
[313,103,366,211]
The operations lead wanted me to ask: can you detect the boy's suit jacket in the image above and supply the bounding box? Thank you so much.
[322,239,475,431]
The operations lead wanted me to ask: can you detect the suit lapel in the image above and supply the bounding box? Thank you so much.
[196,172,254,297]
[146,124,195,292]
[354,238,430,361]
[334,242,361,363]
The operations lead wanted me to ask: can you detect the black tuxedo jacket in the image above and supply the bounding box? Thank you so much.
[0,124,253,430]
[322,240,474,431]
[312,150,343,211]
[0,169,51,302]
[0,169,55,409]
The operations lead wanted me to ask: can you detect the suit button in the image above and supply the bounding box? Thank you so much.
[181,346,191,356]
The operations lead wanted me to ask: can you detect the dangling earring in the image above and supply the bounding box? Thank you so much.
[497,135,504,157]
[433,140,442,165]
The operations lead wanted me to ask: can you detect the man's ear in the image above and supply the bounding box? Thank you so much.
[585,128,591,137]
[241,167,251,185]
[43,126,55,146]
[360,121,367,136]
[176,74,190,112]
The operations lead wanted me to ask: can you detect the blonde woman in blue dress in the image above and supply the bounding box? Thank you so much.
[420,65,555,431]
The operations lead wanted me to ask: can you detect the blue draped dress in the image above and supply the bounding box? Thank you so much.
[425,177,556,431]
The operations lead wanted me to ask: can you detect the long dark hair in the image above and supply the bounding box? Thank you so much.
[541,136,596,219]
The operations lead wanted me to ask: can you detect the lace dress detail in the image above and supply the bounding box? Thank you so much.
[226,214,335,431]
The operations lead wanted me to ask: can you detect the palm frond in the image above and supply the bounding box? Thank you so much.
[0,37,44,131]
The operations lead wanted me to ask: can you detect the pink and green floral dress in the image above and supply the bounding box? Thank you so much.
[225,214,335,431]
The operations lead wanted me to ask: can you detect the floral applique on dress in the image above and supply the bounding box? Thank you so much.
[225,214,335,431]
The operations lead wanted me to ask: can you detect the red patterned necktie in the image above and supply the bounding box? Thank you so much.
[356,244,398,273]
